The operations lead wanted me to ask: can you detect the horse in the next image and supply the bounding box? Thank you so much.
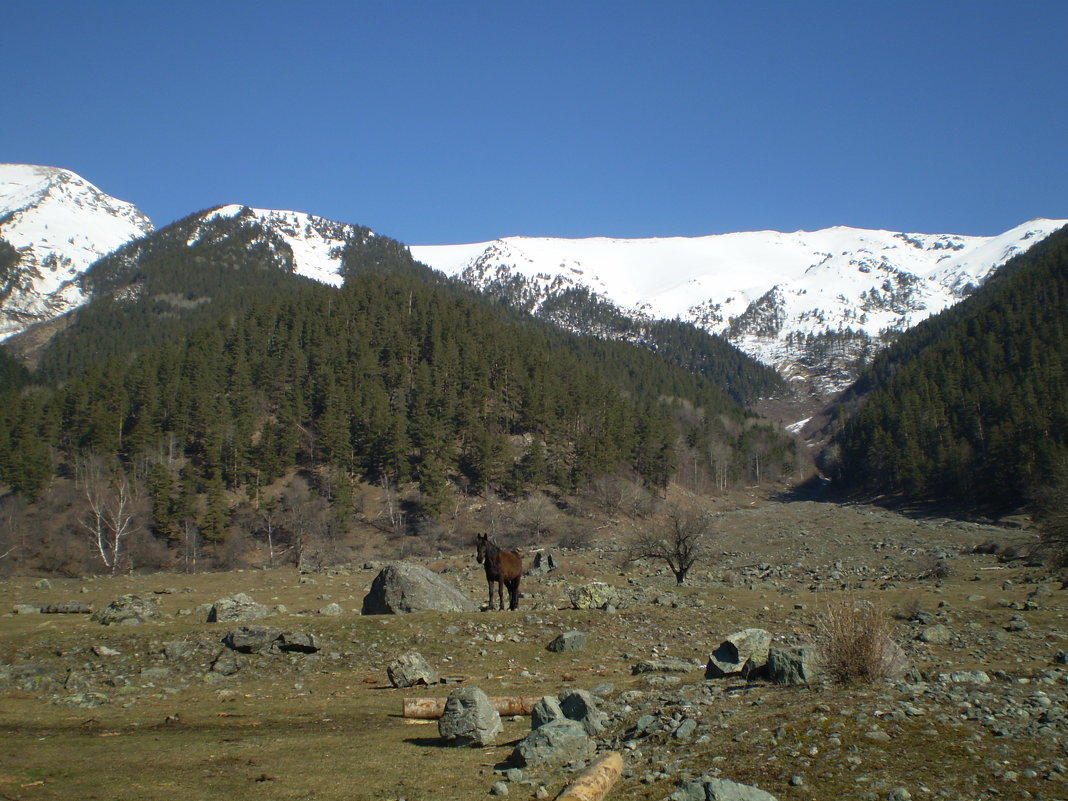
[475,533,523,611]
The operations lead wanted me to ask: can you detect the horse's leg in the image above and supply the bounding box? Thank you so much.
[486,579,493,611]
[508,578,519,610]
[497,580,505,611]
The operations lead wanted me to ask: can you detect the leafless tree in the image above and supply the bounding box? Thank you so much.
[628,506,716,585]
[76,455,142,574]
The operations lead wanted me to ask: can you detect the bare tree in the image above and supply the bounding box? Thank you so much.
[76,455,142,574]
[628,506,715,585]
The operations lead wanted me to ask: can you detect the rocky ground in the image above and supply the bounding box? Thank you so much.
[1,498,1066,800]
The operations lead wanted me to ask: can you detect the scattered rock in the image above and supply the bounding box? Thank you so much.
[91,594,161,626]
[319,602,343,616]
[222,625,283,654]
[705,628,772,679]
[529,550,558,574]
[511,719,593,767]
[631,657,698,675]
[387,651,439,688]
[766,645,820,685]
[567,581,618,610]
[918,624,952,645]
[438,686,502,746]
[207,593,270,623]
[558,689,607,735]
[669,776,778,801]
[546,631,587,652]
[277,630,321,653]
[361,563,477,614]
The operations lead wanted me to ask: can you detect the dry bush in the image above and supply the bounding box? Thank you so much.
[815,599,898,684]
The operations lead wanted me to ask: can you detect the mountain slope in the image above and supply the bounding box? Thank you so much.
[826,225,1068,511]
[0,165,154,339]
[411,220,1068,393]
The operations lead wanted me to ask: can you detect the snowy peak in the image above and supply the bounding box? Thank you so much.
[0,165,154,339]
[411,219,1068,393]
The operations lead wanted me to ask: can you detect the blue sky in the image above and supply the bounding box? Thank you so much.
[5,1,1067,243]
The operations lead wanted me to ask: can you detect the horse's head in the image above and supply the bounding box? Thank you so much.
[475,533,488,564]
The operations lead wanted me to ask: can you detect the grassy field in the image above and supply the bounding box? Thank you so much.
[1,499,1066,800]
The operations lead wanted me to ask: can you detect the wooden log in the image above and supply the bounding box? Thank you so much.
[554,752,623,801]
[402,695,543,719]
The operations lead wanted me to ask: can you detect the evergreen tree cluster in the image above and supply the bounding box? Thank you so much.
[827,225,1068,510]
[0,210,794,540]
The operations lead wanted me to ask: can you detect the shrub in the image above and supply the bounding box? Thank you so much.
[815,599,899,684]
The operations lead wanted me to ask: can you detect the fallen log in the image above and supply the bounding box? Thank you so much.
[402,695,543,719]
[554,751,623,801]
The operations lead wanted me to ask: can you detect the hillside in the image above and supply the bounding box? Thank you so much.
[826,224,1068,511]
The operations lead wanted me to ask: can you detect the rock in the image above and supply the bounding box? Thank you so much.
[361,563,477,615]
[12,604,40,615]
[559,689,607,735]
[438,686,502,746]
[705,628,772,679]
[631,658,698,675]
[91,594,161,626]
[207,593,270,623]
[674,718,698,741]
[670,777,778,801]
[277,630,321,653]
[546,631,587,652]
[766,646,820,685]
[529,550,558,574]
[531,695,565,729]
[211,651,242,676]
[511,719,593,767]
[92,644,121,657]
[33,579,51,591]
[568,581,618,610]
[222,625,282,654]
[319,602,342,616]
[938,670,991,684]
[163,640,193,661]
[387,651,439,688]
[918,624,952,645]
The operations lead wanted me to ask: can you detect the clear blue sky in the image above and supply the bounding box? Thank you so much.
[5,1,1066,243]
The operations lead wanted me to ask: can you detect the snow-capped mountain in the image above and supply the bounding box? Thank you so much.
[411,219,1068,393]
[0,165,154,339]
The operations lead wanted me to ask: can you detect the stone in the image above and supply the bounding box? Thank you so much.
[207,593,270,623]
[567,582,618,610]
[319,602,343,616]
[531,695,565,729]
[511,719,593,767]
[277,631,321,653]
[222,625,282,654]
[438,686,502,746]
[670,777,778,801]
[918,624,952,645]
[767,646,820,685]
[705,628,772,679]
[631,658,698,675]
[546,631,587,652]
[387,651,439,688]
[559,689,607,735]
[529,550,558,574]
[163,640,193,661]
[937,670,991,684]
[91,594,161,626]
[361,563,477,615]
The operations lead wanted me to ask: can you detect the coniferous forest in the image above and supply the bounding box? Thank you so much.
[0,210,797,574]
[826,225,1068,510]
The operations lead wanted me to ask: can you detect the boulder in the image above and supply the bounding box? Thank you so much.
[546,631,587,653]
[705,628,772,679]
[277,630,321,653]
[567,581,618,610]
[529,550,559,574]
[631,657,699,675]
[531,695,565,729]
[766,646,820,685]
[91,594,161,626]
[438,686,502,746]
[670,777,778,801]
[558,689,607,735]
[222,625,282,654]
[511,719,593,767]
[207,593,270,623]
[361,563,477,615]
[918,624,952,645]
[387,651,439,688]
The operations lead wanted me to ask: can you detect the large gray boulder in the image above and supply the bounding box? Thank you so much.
[766,645,820,685]
[558,689,607,735]
[208,593,270,623]
[705,628,772,679]
[91,594,161,626]
[438,686,502,746]
[222,625,282,654]
[361,563,477,614]
[670,777,778,801]
[511,719,593,767]
[387,651,439,688]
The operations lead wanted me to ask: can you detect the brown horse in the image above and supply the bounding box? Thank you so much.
[475,533,522,611]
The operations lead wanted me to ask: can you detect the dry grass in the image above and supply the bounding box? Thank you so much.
[814,598,899,684]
